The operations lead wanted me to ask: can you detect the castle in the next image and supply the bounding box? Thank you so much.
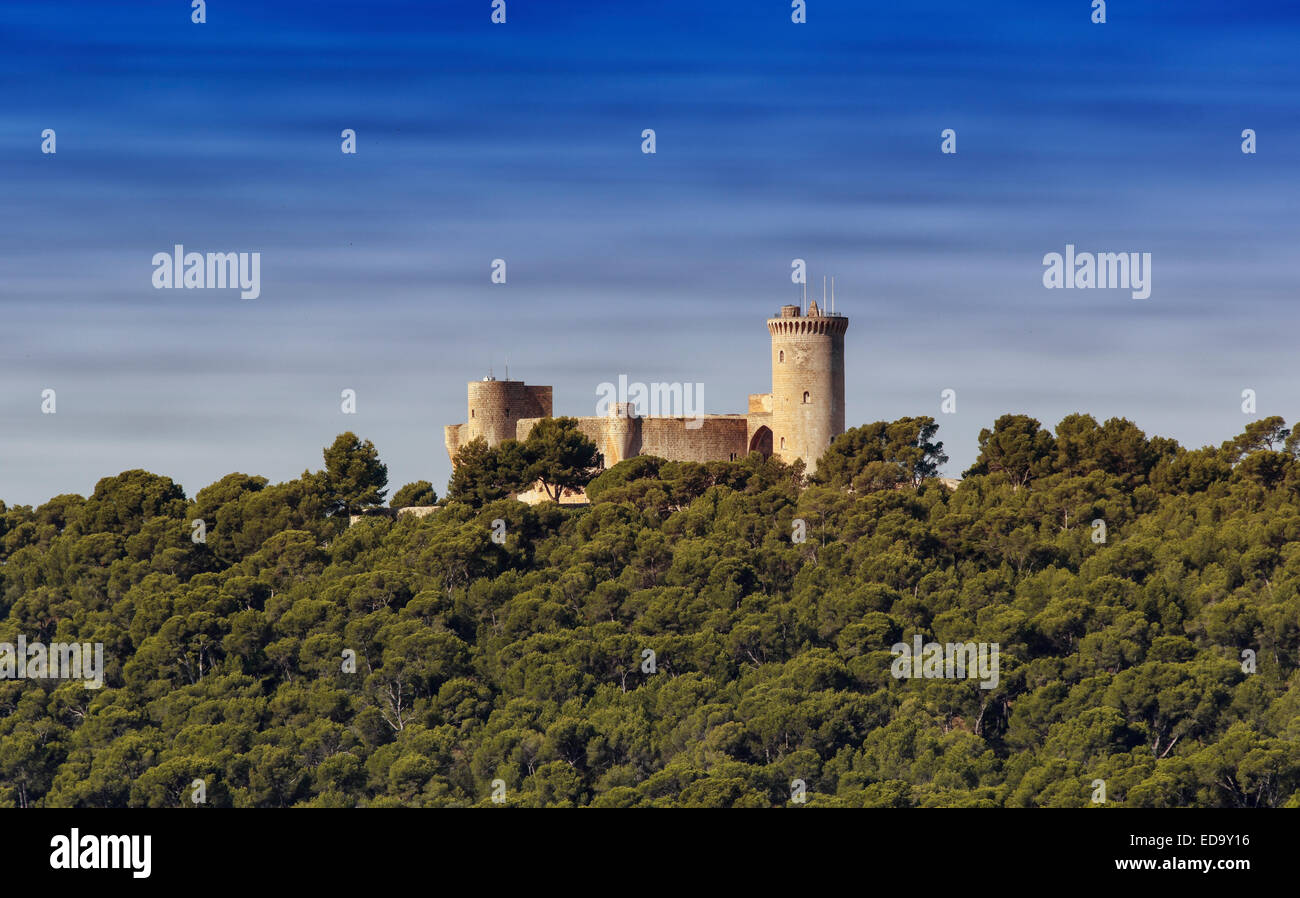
[444,300,848,477]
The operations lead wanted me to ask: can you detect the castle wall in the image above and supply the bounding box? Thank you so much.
[746,413,773,454]
[517,414,750,468]
[517,415,628,465]
[637,416,750,464]
[444,423,468,462]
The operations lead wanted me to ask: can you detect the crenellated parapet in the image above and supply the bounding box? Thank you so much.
[766,316,849,337]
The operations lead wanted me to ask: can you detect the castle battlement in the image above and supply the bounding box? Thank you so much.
[767,315,849,336]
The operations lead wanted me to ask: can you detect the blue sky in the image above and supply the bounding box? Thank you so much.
[2,0,1298,506]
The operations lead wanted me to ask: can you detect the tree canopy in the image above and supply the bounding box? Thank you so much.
[2,417,1298,807]
[390,481,437,508]
[449,417,599,504]
[814,416,948,490]
[322,432,388,515]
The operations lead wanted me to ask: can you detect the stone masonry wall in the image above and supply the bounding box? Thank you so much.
[517,414,751,469]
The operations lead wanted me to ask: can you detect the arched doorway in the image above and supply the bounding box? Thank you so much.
[748,425,773,456]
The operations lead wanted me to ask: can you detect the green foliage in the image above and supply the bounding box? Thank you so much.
[965,414,1056,487]
[448,418,599,505]
[814,417,948,490]
[521,417,600,502]
[586,456,664,501]
[1227,416,1291,462]
[322,432,388,516]
[390,481,437,508]
[447,438,526,505]
[2,415,1299,807]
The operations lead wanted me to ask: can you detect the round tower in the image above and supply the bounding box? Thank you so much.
[603,402,639,467]
[464,377,554,450]
[466,377,517,446]
[767,299,848,474]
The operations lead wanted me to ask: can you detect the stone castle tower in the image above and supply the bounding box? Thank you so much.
[768,299,848,473]
[445,378,552,461]
[446,296,848,477]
